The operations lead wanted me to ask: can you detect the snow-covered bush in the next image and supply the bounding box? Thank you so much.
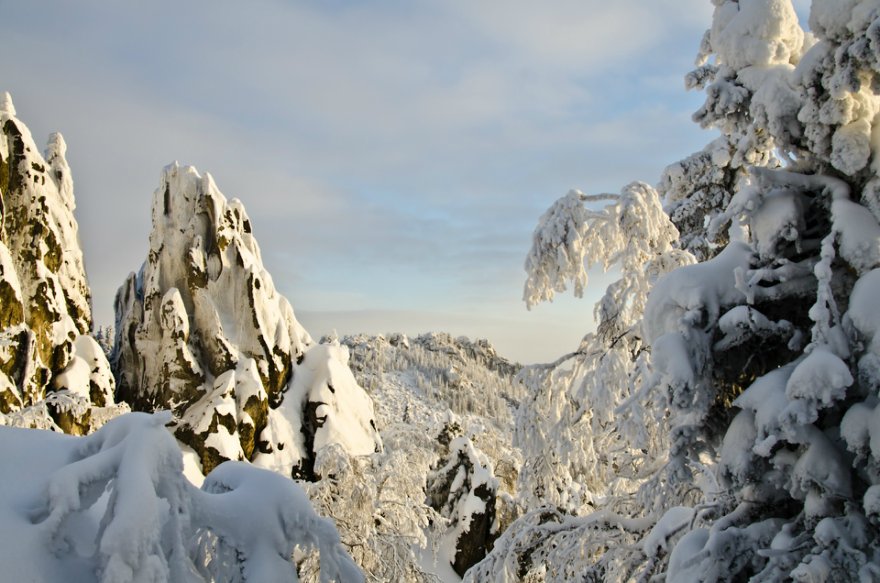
[427,428,500,576]
[0,411,361,582]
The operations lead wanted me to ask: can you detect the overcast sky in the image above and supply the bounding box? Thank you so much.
[1,0,748,363]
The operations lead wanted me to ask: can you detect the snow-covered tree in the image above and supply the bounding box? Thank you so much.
[518,181,693,514]
[479,1,880,580]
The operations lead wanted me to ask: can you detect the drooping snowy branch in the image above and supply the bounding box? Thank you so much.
[0,411,362,582]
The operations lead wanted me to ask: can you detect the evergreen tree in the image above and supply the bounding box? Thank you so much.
[476,1,880,580]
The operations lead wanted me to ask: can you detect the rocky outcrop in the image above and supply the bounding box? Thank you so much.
[0,93,120,432]
[113,163,381,476]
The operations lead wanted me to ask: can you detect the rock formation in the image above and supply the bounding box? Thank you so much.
[113,162,381,476]
[0,93,119,433]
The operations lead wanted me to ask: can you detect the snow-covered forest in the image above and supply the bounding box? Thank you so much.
[3,0,880,581]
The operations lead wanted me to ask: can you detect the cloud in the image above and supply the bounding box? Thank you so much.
[1,0,716,361]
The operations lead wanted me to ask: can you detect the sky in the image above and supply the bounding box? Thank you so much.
[0,0,766,363]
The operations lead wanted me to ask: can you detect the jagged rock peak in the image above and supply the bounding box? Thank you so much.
[0,92,15,116]
[115,162,310,407]
[114,162,381,476]
[0,92,119,432]
[0,97,91,332]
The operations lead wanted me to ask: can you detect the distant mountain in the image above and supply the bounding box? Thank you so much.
[112,162,381,477]
[342,332,522,426]
[0,93,122,432]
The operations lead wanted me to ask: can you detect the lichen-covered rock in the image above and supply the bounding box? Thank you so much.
[113,162,381,476]
[0,93,121,432]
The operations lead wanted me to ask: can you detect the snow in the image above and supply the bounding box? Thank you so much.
[848,268,880,345]
[785,346,853,406]
[650,329,698,392]
[53,335,115,404]
[0,91,15,117]
[302,342,382,457]
[643,241,751,344]
[415,540,461,582]
[710,0,803,70]
[810,0,870,40]
[0,412,362,582]
[735,365,795,455]
[832,118,873,174]
[832,198,880,274]
[179,442,206,487]
[198,461,363,583]
[791,427,852,506]
[750,188,804,259]
[864,485,880,517]
[254,340,381,476]
[643,506,695,558]
[666,527,710,583]
[719,409,758,482]
[716,305,792,352]
[204,423,244,462]
[845,269,880,392]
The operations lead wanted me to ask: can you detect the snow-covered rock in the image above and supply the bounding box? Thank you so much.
[0,93,121,433]
[113,162,380,476]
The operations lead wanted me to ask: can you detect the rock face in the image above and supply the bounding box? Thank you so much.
[113,163,381,476]
[0,93,118,432]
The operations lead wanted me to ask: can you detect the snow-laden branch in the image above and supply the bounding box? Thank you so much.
[524,183,683,311]
[0,411,362,582]
[750,167,851,201]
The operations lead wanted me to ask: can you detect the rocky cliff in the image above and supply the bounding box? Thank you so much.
[113,163,381,476]
[0,93,119,432]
